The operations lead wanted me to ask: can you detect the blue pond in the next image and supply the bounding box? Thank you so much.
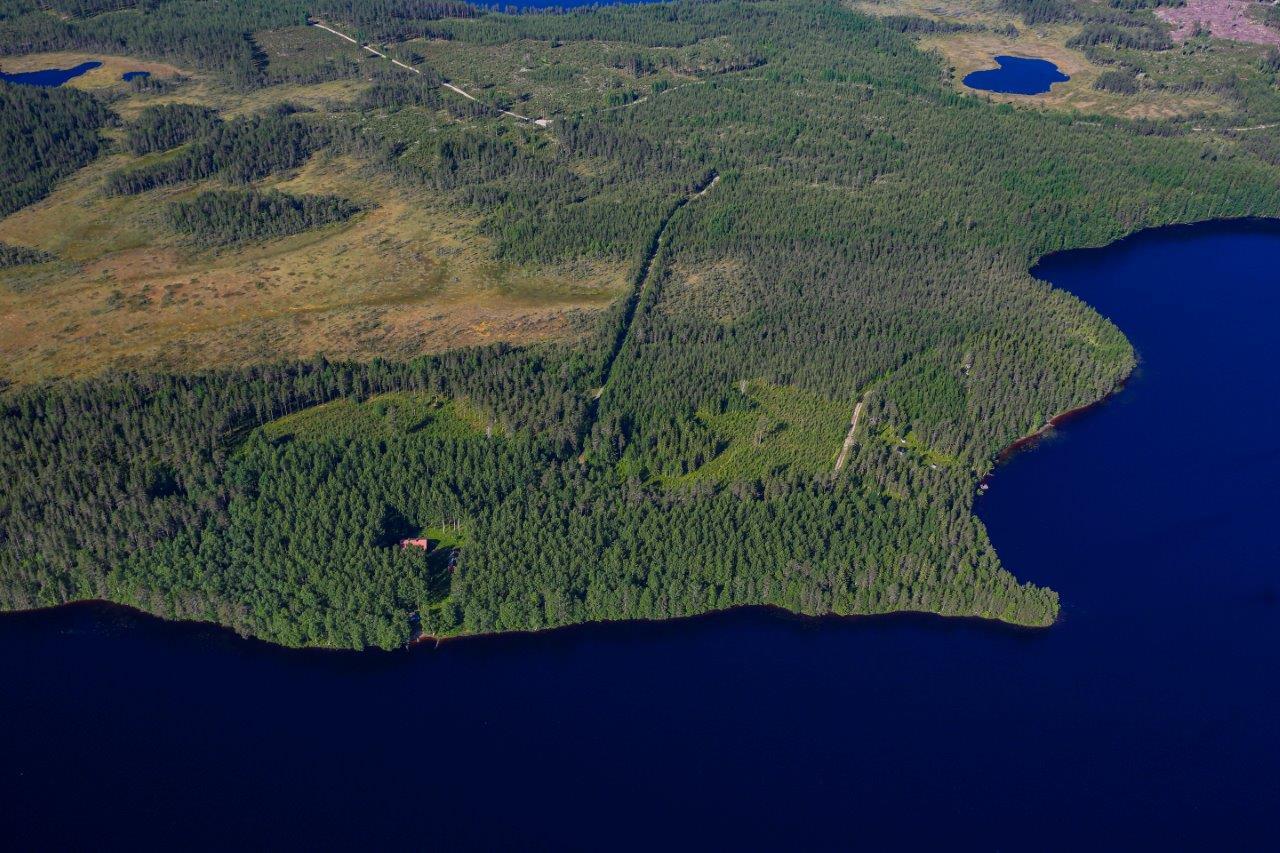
[122,70,151,82]
[964,54,1069,94]
[2,220,1279,848]
[0,60,101,87]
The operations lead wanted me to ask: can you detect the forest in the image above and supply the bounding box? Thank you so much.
[0,241,53,267]
[166,189,362,244]
[3,0,1280,647]
[105,107,325,194]
[0,81,109,217]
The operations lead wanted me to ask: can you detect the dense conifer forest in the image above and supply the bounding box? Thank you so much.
[105,107,326,193]
[0,81,109,217]
[3,0,1280,647]
[166,189,362,244]
[124,102,222,155]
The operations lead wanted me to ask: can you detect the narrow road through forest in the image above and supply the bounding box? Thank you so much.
[307,19,721,447]
[582,171,720,439]
[833,398,865,473]
[596,172,719,393]
[309,20,544,124]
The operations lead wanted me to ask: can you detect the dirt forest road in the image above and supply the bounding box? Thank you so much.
[834,398,865,473]
[309,20,546,125]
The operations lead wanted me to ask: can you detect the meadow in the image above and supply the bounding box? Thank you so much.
[0,52,627,383]
[853,0,1277,119]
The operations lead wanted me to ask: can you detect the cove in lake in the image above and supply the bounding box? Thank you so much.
[0,60,101,87]
[2,220,1279,849]
[964,55,1069,94]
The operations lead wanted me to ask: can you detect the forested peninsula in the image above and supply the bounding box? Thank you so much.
[4,0,1280,648]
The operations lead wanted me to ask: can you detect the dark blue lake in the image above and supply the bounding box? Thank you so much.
[2,220,1278,849]
[122,70,150,82]
[0,60,101,87]
[964,55,1069,94]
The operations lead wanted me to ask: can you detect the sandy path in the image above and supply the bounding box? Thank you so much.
[834,398,865,473]
[309,20,541,125]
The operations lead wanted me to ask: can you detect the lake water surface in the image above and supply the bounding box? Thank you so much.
[0,61,101,87]
[964,55,1070,95]
[2,220,1278,849]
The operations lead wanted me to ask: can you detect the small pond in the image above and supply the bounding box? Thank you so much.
[963,55,1069,95]
[122,70,151,82]
[0,60,102,87]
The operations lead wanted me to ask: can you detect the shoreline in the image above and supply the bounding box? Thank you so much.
[0,595,1051,656]
[8,216,1279,653]
[985,373,1131,478]
[977,216,1280,481]
[410,599,1051,649]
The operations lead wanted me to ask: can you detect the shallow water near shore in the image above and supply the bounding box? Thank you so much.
[3,220,1279,848]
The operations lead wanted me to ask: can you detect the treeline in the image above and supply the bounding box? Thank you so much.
[313,0,478,40]
[0,356,1056,648]
[106,107,323,194]
[1095,68,1140,94]
[433,0,771,47]
[999,0,1079,25]
[1067,21,1172,51]
[38,0,166,18]
[125,103,221,155]
[1107,0,1183,10]
[876,14,973,34]
[1000,0,1174,48]
[0,81,110,217]
[166,189,362,245]
[0,242,54,268]
[356,77,445,111]
[0,0,477,87]
[0,1,294,88]
[333,111,704,263]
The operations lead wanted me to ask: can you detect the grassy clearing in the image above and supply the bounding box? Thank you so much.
[422,524,467,549]
[877,423,960,467]
[672,380,851,485]
[255,24,371,80]
[113,74,369,122]
[921,28,1228,117]
[0,151,626,382]
[852,0,1231,118]
[404,36,704,118]
[261,391,497,442]
[0,59,628,384]
[850,0,1011,26]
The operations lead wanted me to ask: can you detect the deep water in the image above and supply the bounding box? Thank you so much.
[2,221,1279,849]
[0,61,101,87]
[964,55,1069,95]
